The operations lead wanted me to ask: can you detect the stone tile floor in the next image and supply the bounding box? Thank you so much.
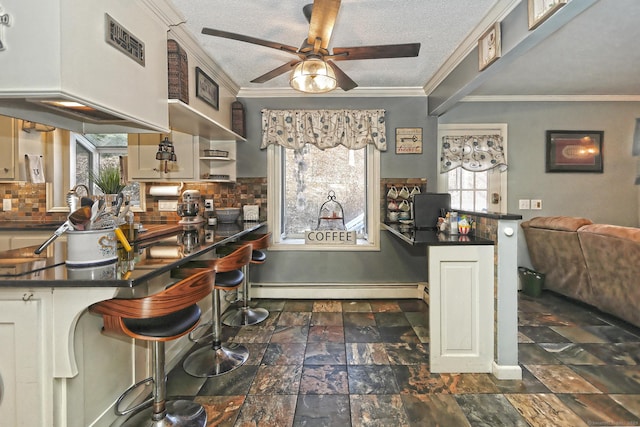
[151,292,640,426]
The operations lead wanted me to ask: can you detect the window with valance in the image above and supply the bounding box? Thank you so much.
[261,109,387,151]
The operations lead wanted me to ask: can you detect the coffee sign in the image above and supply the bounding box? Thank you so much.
[305,230,357,245]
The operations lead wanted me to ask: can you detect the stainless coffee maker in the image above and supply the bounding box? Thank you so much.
[177,189,204,226]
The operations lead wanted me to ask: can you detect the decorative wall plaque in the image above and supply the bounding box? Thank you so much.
[105,14,145,66]
[232,101,246,138]
[195,67,219,110]
[395,127,423,154]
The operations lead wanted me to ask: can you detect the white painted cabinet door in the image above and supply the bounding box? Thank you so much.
[0,298,47,426]
[429,245,494,373]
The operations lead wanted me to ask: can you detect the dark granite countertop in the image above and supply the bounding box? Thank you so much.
[457,210,523,221]
[383,223,494,246]
[0,221,266,288]
[0,221,64,231]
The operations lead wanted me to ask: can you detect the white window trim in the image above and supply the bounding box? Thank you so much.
[437,123,508,212]
[267,144,380,251]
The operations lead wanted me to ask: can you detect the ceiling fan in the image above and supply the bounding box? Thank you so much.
[201,0,421,92]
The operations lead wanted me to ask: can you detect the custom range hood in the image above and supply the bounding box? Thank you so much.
[0,0,171,134]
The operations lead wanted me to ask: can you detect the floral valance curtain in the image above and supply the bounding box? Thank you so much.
[440,134,507,172]
[261,109,387,151]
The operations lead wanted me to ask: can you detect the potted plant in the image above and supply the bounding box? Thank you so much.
[90,166,125,195]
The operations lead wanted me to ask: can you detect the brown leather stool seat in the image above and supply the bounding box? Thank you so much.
[172,243,252,377]
[89,269,215,427]
[222,232,271,327]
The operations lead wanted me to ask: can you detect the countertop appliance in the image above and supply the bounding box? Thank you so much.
[177,189,204,226]
[412,193,451,229]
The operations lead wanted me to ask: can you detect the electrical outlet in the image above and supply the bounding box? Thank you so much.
[158,200,178,211]
[2,199,11,211]
[531,199,542,210]
[518,199,530,210]
[204,199,214,212]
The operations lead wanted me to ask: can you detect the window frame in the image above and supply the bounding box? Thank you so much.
[267,143,380,251]
[437,123,508,213]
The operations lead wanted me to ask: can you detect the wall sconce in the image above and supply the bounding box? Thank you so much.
[155,136,177,173]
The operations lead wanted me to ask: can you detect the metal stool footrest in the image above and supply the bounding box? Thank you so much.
[188,321,214,344]
[115,376,154,416]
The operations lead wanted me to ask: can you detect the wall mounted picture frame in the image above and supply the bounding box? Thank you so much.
[528,0,567,30]
[195,66,219,110]
[546,130,604,173]
[395,128,423,154]
[478,23,501,71]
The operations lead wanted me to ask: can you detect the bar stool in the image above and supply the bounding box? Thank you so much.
[172,243,252,377]
[89,268,215,427]
[222,232,271,327]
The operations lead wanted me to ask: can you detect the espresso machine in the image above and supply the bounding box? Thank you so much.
[177,189,204,226]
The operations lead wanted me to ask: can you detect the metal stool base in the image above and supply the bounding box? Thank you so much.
[183,343,249,377]
[120,399,206,427]
[221,306,269,326]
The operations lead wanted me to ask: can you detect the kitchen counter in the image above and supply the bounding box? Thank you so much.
[0,220,267,427]
[383,221,495,374]
[383,222,494,246]
[0,221,267,288]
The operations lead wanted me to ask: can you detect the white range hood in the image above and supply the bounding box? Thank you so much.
[0,0,170,133]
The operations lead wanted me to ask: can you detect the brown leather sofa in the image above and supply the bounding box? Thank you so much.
[521,216,640,327]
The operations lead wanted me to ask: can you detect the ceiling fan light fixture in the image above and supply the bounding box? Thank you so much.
[290,57,337,93]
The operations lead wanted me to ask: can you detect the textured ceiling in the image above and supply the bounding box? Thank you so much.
[170,0,499,91]
[169,0,640,99]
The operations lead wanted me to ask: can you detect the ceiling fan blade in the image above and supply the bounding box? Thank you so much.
[327,61,358,91]
[307,0,341,51]
[202,27,300,56]
[250,60,301,84]
[332,43,421,61]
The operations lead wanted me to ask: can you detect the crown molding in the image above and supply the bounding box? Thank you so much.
[237,86,427,98]
[423,0,521,95]
[462,95,640,103]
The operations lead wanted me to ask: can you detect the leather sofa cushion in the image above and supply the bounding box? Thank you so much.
[526,216,593,232]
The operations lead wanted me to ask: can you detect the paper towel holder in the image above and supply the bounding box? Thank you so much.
[149,182,184,197]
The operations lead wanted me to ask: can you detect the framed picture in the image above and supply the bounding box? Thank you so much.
[395,128,423,154]
[195,66,219,110]
[546,130,604,173]
[528,0,567,30]
[478,23,501,71]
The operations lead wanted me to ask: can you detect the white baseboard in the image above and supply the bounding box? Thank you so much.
[251,282,424,300]
[492,361,522,380]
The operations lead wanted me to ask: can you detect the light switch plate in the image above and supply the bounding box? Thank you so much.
[158,200,178,211]
[2,199,11,211]
[518,199,530,210]
[531,199,542,210]
[243,205,259,221]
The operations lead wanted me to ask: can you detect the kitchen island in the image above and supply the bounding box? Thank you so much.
[0,221,266,427]
[383,210,522,380]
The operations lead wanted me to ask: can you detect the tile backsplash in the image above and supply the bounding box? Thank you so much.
[0,178,268,223]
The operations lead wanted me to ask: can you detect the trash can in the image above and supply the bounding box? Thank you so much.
[518,267,545,297]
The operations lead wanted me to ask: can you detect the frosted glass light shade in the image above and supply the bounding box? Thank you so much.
[290,58,337,93]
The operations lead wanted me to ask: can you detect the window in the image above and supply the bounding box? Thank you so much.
[437,124,508,213]
[72,133,144,210]
[268,144,380,250]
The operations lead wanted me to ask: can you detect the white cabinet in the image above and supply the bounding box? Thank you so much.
[0,115,16,180]
[0,293,49,427]
[0,231,66,251]
[198,139,236,182]
[0,0,169,133]
[128,131,195,180]
[429,244,494,373]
